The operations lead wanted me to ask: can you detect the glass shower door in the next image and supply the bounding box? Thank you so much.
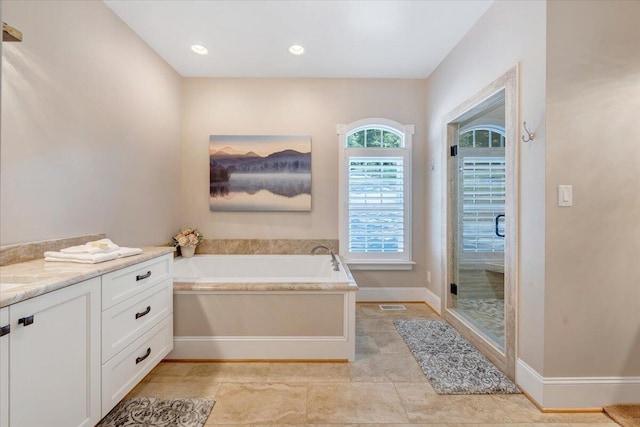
[452,127,506,350]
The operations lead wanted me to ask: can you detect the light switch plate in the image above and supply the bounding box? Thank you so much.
[558,185,573,207]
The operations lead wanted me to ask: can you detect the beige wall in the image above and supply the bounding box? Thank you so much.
[423,1,547,372]
[544,0,640,377]
[1,1,182,246]
[181,78,427,287]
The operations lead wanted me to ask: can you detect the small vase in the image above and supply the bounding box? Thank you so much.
[180,245,196,258]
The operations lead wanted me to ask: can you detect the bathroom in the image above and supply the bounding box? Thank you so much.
[1,0,640,426]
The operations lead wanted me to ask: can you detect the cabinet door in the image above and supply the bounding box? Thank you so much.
[9,278,100,427]
[0,307,8,427]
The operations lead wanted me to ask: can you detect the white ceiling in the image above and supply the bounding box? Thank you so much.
[104,0,493,79]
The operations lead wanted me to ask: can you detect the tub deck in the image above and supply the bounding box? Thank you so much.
[173,281,357,292]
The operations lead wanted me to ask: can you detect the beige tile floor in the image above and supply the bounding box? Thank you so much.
[126,303,618,426]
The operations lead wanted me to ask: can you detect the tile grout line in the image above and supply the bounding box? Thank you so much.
[305,381,310,425]
[490,393,520,423]
[391,381,413,424]
[265,362,274,383]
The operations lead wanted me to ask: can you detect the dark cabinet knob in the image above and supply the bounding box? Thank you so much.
[0,325,9,337]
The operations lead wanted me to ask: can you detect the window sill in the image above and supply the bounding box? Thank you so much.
[346,260,415,271]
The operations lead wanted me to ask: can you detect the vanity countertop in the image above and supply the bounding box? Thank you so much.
[0,247,175,308]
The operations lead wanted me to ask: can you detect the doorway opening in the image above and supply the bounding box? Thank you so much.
[442,66,518,379]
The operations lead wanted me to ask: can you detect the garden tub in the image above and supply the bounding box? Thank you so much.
[168,254,358,361]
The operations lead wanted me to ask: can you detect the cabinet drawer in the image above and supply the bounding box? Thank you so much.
[101,314,173,416]
[102,279,173,361]
[102,254,172,310]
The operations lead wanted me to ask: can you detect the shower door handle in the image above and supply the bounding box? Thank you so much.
[495,214,505,238]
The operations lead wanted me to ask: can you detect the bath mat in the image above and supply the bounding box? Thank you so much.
[98,397,215,427]
[394,319,520,394]
[604,404,640,427]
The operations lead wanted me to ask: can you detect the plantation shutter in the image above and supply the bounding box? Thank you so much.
[461,156,506,252]
[348,156,405,254]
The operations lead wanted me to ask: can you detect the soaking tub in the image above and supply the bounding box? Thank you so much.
[168,254,358,361]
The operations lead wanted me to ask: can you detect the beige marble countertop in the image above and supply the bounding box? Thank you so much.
[173,281,359,292]
[0,247,175,308]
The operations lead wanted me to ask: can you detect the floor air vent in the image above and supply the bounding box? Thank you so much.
[379,304,406,311]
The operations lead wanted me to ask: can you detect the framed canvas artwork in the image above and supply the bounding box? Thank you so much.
[209,135,312,211]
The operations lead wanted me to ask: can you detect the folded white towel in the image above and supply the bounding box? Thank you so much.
[61,238,120,254]
[44,244,143,264]
[45,256,108,264]
[44,251,119,264]
[117,247,143,258]
[44,247,143,264]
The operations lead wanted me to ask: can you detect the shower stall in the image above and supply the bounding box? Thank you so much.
[443,67,519,379]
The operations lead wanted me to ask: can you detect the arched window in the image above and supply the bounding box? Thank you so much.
[337,118,414,270]
[346,126,403,148]
[459,125,506,148]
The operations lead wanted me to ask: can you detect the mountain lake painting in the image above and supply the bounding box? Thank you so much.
[209,135,312,211]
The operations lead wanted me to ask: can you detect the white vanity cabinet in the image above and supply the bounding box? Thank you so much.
[0,307,9,427]
[0,251,173,427]
[8,278,101,427]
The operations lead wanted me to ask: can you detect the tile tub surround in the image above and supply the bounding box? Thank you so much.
[170,254,357,360]
[0,233,107,266]
[126,303,617,426]
[0,246,175,307]
[195,239,338,255]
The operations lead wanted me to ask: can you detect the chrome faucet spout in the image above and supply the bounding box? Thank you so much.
[329,251,340,271]
[310,245,330,255]
[310,245,340,271]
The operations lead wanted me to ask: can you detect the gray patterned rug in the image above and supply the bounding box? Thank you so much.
[98,397,215,427]
[394,319,520,394]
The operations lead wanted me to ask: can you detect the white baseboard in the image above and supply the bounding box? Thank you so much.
[517,359,640,409]
[424,287,441,315]
[356,287,425,302]
[355,286,441,314]
[516,358,545,405]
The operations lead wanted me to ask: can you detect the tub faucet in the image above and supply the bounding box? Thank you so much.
[310,245,340,271]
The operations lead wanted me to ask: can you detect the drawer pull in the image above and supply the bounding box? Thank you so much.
[136,347,151,364]
[135,306,151,319]
[18,315,34,327]
[136,271,152,281]
[0,325,9,337]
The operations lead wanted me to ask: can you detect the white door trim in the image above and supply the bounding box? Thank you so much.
[441,65,520,379]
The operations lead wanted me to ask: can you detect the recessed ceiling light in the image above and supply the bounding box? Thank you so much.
[288,44,305,55]
[190,44,209,55]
